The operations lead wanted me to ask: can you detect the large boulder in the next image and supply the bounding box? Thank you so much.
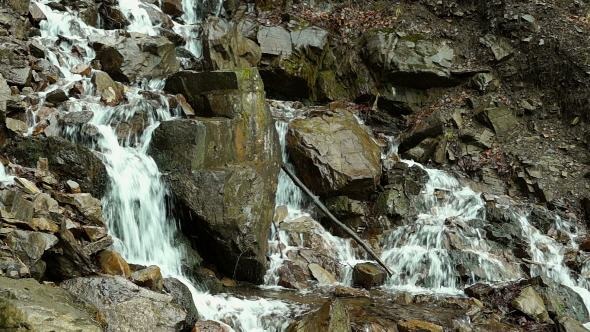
[352,262,387,289]
[375,162,428,221]
[61,276,190,331]
[90,33,179,82]
[0,277,102,331]
[286,110,381,199]
[1,136,108,197]
[153,68,280,283]
[362,32,457,89]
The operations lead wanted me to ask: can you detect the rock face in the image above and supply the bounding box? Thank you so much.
[376,162,428,221]
[153,68,280,283]
[202,17,261,70]
[2,136,108,197]
[61,276,189,332]
[0,277,102,331]
[90,33,179,82]
[286,110,381,199]
[287,299,351,332]
[362,32,457,89]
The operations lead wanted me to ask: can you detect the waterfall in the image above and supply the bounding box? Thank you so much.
[32,1,293,331]
[265,101,364,287]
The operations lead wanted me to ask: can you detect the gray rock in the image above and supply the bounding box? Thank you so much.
[480,34,514,61]
[1,136,108,197]
[377,162,428,220]
[291,26,328,51]
[308,263,337,285]
[556,316,588,332]
[59,110,94,126]
[131,265,163,291]
[0,276,102,331]
[286,110,382,199]
[61,276,189,331]
[478,107,519,136]
[5,117,27,135]
[0,74,9,122]
[257,26,292,56]
[202,17,261,70]
[363,32,457,88]
[163,278,199,327]
[91,33,179,82]
[511,286,550,322]
[278,260,310,290]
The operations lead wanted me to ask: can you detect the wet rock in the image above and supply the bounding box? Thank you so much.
[288,299,350,332]
[2,190,35,222]
[28,2,46,25]
[397,319,443,332]
[98,3,129,30]
[71,64,92,77]
[0,74,9,121]
[45,89,68,105]
[4,229,58,273]
[376,162,427,220]
[91,33,179,82]
[533,279,589,323]
[154,69,280,284]
[333,285,370,298]
[54,193,104,225]
[0,277,102,331]
[363,32,456,88]
[477,107,519,136]
[2,136,108,197]
[161,0,183,17]
[286,110,381,199]
[61,276,190,331]
[193,320,231,332]
[202,17,261,70]
[163,278,199,327]
[278,260,310,290]
[308,263,337,285]
[97,250,131,278]
[556,316,588,332]
[59,110,94,126]
[131,265,163,291]
[257,26,292,56]
[511,286,550,322]
[91,70,123,102]
[14,177,40,194]
[66,180,81,193]
[352,262,387,289]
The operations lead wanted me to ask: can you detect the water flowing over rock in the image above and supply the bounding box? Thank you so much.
[0,276,102,332]
[286,109,381,199]
[61,276,190,331]
[153,68,280,283]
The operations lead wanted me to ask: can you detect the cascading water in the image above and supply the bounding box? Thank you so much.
[379,138,590,323]
[265,101,364,287]
[32,1,294,331]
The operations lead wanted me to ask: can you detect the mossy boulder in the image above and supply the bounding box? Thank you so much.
[154,68,280,284]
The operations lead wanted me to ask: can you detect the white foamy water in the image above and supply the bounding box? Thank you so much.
[379,138,590,323]
[32,1,294,331]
